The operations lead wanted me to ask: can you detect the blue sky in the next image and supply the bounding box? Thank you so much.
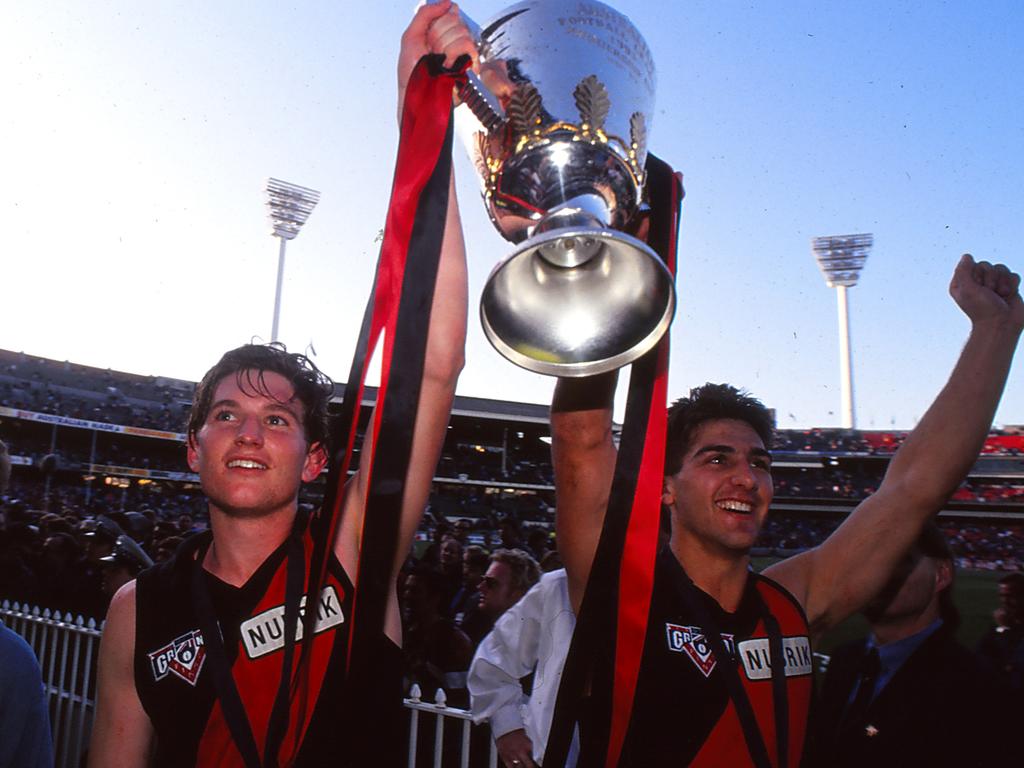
[2,0,1021,429]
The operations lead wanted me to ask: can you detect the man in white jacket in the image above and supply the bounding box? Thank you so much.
[468,569,577,768]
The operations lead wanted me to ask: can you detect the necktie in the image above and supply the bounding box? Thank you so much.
[840,646,881,735]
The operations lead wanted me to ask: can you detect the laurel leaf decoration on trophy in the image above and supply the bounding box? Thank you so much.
[629,112,647,158]
[574,75,611,133]
[507,83,543,136]
[474,132,490,180]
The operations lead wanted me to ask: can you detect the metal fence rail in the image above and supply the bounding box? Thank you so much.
[1,601,103,768]
[1,601,498,768]
[405,684,498,768]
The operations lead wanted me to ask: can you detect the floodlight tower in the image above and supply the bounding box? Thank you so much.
[266,178,321,342]
[812,233,873,429]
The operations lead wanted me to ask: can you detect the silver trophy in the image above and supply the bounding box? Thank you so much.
[458,0,675,377]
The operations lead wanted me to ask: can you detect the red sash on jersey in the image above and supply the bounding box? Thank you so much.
[195,527,344,766]
[193,55,466,767]
[689,580,814,767]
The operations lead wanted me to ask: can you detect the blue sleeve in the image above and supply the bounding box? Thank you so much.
[0,625,54,768]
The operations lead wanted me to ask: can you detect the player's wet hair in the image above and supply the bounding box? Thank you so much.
[188,343,334,449]
[665,383,774,475]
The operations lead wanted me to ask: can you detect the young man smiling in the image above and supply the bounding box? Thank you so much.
[89,3,476,765]
[551,254,1022,766]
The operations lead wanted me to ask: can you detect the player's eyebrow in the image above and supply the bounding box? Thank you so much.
[692,444,772,463]
[209,398,303,422]
[693,444,736,457]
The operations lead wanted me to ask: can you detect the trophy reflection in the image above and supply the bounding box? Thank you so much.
[459,0,675,377]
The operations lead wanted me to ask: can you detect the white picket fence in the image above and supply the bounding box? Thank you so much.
[1,600,497,768]
[405,685,499,768]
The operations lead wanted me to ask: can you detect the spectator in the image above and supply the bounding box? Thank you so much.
[497,518,526,551]
[403,566,473,706]
[469,569,577,768]
[478,549,540,622]
[438,534,464,609]
[98,534,153,603]
[0,623,53,768]
[525,528,549,563]
[976,571,1024,693]
[812,524,1016,767]
[0,437,53,768]
[451,544,492,646]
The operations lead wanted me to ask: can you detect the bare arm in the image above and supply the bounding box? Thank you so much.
[89,581,154,767]
[550,372,619,611]
[767,255,1023,636]
[336,0,473,643]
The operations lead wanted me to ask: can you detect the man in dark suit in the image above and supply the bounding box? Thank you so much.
[812,524,1016,767]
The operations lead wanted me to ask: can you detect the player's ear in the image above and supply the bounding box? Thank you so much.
[302,442,328,482]
[934,559,953,593]
[186,434,200,472]
[662,475,676,507]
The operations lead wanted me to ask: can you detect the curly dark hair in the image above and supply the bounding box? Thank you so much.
[665,383,774,476]
[187,343,335,448]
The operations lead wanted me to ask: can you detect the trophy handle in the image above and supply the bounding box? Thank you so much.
[423,0,507,130]
[458,72,506,132]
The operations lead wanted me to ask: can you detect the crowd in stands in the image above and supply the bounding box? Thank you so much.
[1,473,1021,633]
[773,426,1024,456]
[1,350,191,433]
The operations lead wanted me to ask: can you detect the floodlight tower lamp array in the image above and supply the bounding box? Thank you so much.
[812,233,873,430]
[265,178,321,343]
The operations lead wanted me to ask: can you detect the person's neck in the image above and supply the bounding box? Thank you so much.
[204,506,297,587]
[870,603,941,646]
[670,536,751,613]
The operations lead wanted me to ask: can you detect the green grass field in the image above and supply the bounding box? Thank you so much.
[752,558,1004,654]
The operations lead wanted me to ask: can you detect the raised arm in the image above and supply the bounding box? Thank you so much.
[88,581,154,767]
[767,255,1023,635]
[550,372,619,611]
[335,0,473,643]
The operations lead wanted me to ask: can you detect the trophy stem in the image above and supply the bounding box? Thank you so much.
[533,194,611,268]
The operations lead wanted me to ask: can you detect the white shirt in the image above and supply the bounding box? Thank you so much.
[468,569,577,765]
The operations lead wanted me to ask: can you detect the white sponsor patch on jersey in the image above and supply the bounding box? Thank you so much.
[737,635,813,680]
[664,623,735,678]
[240,585,344,660]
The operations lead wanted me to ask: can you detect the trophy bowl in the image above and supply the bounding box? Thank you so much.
[460,0,676,377]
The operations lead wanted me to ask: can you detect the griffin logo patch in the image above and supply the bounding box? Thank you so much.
[148,629,206,686]
[665,623,735,678]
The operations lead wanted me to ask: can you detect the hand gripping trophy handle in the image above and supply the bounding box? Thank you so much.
[445,0,676,377]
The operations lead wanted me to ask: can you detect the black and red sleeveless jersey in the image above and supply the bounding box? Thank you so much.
[134,530,404,767]
[614,549,813,767]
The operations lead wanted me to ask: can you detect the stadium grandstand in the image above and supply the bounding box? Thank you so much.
[2,345,1022,584]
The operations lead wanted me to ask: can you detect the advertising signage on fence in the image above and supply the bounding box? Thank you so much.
[0,406,186,442]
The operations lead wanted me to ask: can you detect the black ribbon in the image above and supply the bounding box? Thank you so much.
[543,154,681,768]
